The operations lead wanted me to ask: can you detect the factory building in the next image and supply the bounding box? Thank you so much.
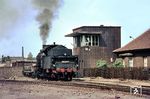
[66,25,121,73]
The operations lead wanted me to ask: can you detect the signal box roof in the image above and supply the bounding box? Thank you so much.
[65,25,120,37]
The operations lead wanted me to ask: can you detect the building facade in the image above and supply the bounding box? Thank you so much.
[66,25,121,71]
[113,29,150,68]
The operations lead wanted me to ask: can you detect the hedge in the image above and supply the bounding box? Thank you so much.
[83,67,150,80]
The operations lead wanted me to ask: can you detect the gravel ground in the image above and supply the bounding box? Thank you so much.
[78,77,150,87]
[0,82,149,99]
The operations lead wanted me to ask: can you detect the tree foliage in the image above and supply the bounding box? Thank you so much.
[27,52,33,60]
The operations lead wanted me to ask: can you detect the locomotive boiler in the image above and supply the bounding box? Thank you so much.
[34,43,78,81]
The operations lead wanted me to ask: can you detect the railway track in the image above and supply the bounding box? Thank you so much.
[0,79,149,96]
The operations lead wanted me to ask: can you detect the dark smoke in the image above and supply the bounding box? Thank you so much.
[32,0,62,45]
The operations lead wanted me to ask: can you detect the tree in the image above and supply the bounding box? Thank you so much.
[113,59,124,67]
[27,52,33,60]
[96,59,107,68]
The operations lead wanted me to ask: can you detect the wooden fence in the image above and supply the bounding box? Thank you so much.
[0,66,23,79]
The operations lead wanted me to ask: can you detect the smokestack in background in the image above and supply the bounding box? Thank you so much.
[22,46,24,61]
[32,0,63,45]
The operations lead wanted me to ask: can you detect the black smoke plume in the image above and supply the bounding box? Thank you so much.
[32,0,62,44]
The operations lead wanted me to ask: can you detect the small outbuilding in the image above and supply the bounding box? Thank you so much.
[113,29,150,67]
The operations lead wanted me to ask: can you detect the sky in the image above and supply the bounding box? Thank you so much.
[0,0,150,57]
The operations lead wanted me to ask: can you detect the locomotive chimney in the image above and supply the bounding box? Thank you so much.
[42,42,56,49]
[43,45,46,49]
[43,44,50,49]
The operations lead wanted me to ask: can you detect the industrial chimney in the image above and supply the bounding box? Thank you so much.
[22,46,24,61]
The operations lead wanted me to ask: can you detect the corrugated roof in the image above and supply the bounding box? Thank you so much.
[113,29,150,53]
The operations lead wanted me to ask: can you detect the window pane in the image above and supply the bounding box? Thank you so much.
[85,35,91,46]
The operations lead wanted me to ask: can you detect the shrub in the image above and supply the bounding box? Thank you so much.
[96,59,107,68]
[113,59,124,67]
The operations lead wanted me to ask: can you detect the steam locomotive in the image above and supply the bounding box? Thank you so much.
[23,43,78,81]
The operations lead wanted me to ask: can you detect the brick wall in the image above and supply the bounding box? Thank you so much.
[134,57,143,67]
[123,56,150,68]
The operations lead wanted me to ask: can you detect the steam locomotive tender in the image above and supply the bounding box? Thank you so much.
[36,44,78,81]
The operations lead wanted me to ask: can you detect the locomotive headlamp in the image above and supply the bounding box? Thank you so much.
[64,53,67,56]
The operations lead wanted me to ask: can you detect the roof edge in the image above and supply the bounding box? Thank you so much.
[73,25,121,31]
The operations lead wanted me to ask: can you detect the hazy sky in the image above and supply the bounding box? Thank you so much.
[0,0,150,57]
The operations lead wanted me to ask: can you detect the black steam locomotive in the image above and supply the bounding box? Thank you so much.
[23,43,78,81]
